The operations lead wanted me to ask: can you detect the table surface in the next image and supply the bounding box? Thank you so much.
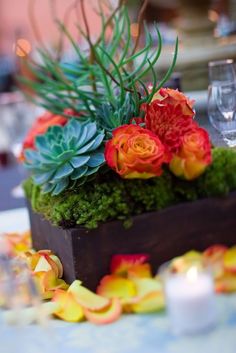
[0,208,236,353]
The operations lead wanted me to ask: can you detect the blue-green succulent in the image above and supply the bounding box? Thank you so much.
[24,119,105,195]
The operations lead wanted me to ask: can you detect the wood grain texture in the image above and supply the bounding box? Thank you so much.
[28,193,236,290]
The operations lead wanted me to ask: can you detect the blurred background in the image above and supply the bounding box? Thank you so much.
[0,0,236,209]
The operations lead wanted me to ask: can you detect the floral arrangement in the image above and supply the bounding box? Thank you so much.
[21,1,236,229]
[2,230,236,324]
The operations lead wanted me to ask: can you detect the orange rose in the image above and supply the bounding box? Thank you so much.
[170,127,212,180]
[152,88,195,117]
[105,125,170,179]
[145,89,196,154]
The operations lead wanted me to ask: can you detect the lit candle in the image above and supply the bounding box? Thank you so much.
[164,266,217,335]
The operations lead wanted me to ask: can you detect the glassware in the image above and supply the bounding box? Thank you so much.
[0,236,57,353]
[208,59,236,147]
[159,261,217,335]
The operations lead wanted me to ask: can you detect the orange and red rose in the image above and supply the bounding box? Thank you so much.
[145,102,197,153]
[145,88,195,154]
[151,88,195,117]
[169,127,212,180]
[105,125,170,179]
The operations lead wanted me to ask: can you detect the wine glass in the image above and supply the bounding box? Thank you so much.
[208,59,236,147]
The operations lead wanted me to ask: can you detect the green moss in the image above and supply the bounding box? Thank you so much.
[23,147,236,229]
[197,147,236,197]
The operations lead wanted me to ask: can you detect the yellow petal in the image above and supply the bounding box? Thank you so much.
[52,289,84,322]
[223,247,236,273]
[84,298,122,325]
[127,263,152,278]
[68,280,110,310]
[131,278,163,299]
[131,291,165,313]
[215,273,236,293]
[97,275,137,302]
[171,250,202,273]
[27,253,41,271]
[49,255,63,278]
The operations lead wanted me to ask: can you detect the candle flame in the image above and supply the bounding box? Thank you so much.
[186,266,198,283]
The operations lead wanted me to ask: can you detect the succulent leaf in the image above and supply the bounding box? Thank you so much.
[24,119,105,195]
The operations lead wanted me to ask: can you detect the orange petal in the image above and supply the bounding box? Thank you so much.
[33,270,68,299]
[171,250,202,273]
[203,245,228,262]
[223,247,236,274]
[33,272,53,299]
[84,298,122,325]
[203,245,228,278]
[43,270,68,291]
[68,280,110,310]
[127,263,152,278]
[97,275,137,302]
[110,254,149,276]
[38,250,53,255]
[48,255,63,278]
[52,289,84,322]
[215,273,236,293]
[26,252,40,270]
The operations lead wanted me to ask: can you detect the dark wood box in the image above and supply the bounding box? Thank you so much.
[28,193,236,290]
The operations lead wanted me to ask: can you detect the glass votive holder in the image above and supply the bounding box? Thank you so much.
[159,263,218,335]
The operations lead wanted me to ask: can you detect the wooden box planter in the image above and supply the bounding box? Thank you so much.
[28,192,236,290]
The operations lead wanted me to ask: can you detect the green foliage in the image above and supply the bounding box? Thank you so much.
[24,119,105,195]
[197,147,236,196]
[20,5,178,125]
[23,147,236,229]
[96,92,138,135]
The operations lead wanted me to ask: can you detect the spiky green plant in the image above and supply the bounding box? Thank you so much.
[20,3,178,130]
[96,92,137,135]
[24,119,105,195]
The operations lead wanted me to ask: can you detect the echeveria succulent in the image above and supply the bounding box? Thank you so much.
[24,119,105,195]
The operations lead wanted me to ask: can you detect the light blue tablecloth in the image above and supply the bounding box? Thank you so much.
[1,294,236,353]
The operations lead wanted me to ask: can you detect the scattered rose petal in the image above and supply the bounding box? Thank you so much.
[131,291,165,313]
[97,275,137,303]
[52,289,84,322]
[223,247,236,274]
[127,263,152,278]
[68,280,110,310]
[84,298,122,325]
[110,254,149,276]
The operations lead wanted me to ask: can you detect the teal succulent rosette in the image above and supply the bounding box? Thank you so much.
[24,119,105,195]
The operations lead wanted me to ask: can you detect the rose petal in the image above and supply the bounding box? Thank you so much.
[52,289,84,322]
[97,275,137,302]
[34,255,52,273]
[170,250,202,273]
[131,277,163,299]
[68,280,110,310]
[215,273,236,293]
[84,298,122,325]
[223,247,236,273]
[131,291,165,313]
[127,263,152,278]
[110,254,149,276]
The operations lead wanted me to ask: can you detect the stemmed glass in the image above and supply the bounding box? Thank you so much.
[208,59,236,147]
